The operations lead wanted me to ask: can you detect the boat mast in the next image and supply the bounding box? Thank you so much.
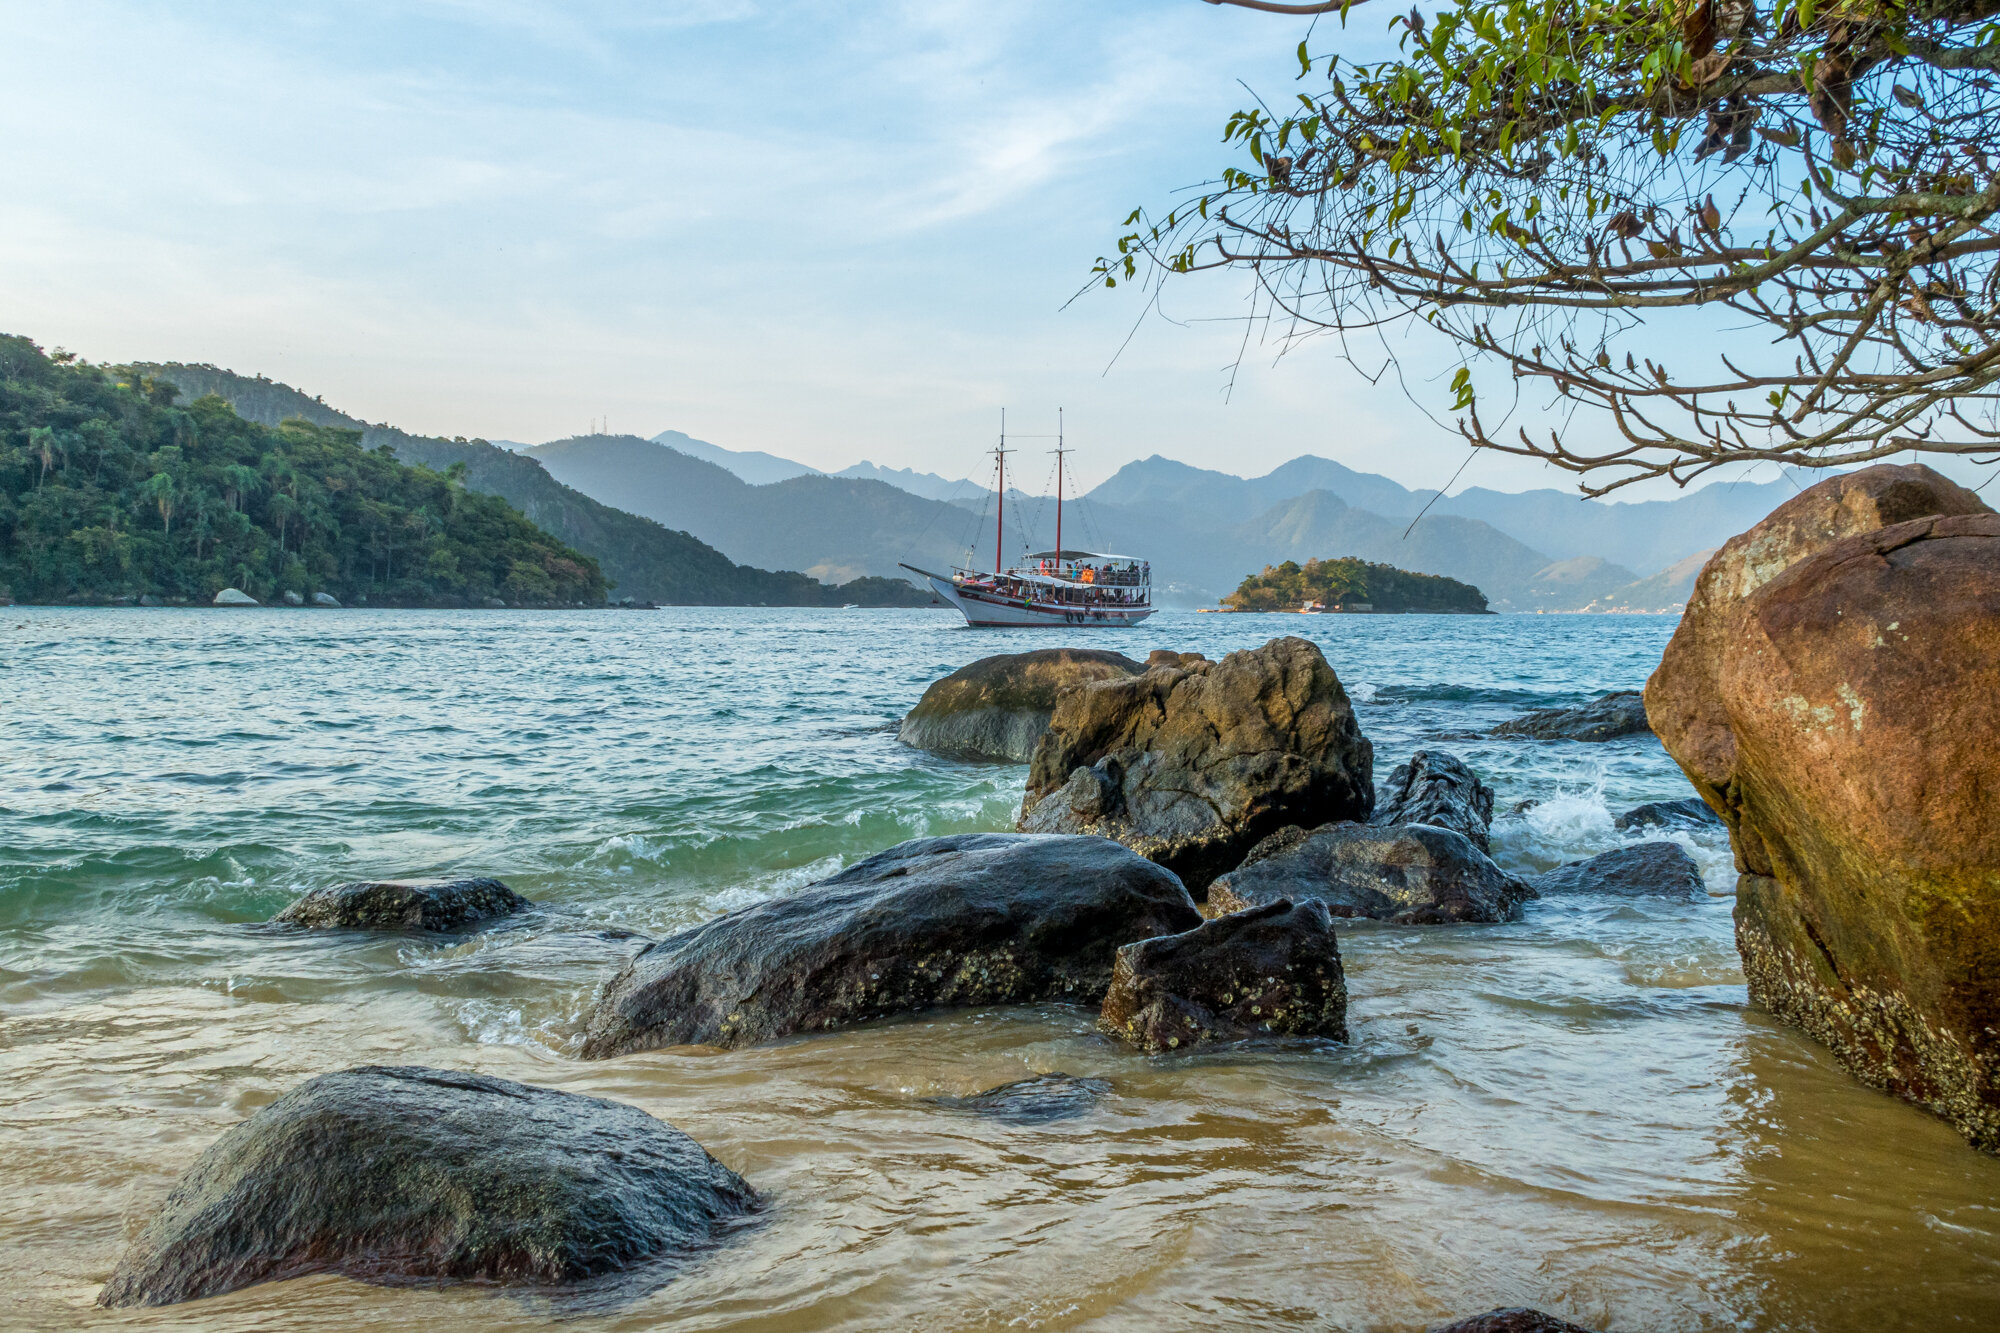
[1050,408,1068,564]
[994,410,1013,574]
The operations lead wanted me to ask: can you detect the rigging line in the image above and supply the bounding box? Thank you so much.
[1401,447,1479,541]
[898,471,981,566]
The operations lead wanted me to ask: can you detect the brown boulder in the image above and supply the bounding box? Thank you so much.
[1017,637,1374,894]
[1098,898,1348,1052]
[1646,464,2000,1151]
[897,648,1143,763]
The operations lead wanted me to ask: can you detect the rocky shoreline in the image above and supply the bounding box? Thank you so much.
[100,468,2000,1327]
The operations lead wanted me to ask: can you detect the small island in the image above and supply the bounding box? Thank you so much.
[1218,557,1489,614]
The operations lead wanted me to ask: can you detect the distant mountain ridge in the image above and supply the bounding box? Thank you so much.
[137,366,928,606]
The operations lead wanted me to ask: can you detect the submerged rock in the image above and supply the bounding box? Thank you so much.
[1532,842,1706,900]
[1099,898,1348,1052]
[897,649,1142,763]
[579,833,1200,1057]
[1371,750,1495,852]
[211,587,259,607]
[97,1065,757,1308]
[1209,823,1534,925]
[1612,797,1721,832]
[273,877,530,932]
[1018,636,1374,894]
[928,1072,1110,1124]
[1646,463,2000,1152]
[1491,691,1649,741]
[1431,1310,1605,1333]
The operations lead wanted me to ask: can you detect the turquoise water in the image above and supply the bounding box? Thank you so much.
[4,608,1997,1331]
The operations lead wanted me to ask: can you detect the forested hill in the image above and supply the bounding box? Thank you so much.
[0,336,606,607]
[1223,558,1490,613]
[137,362,928,607]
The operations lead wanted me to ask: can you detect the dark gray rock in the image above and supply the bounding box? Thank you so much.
[1491,690,1650,741]
[97,1066,757,1308]
[1612,797,1723,832]
[1532,841,1707,899]
[273,877,529,932]
[1371,750,1495,852]
[1431,1311,1605,1333]
[579,833,1201,1057]
[1209,823,1535,925]
[1099,898,1348,1052]
[898,649,1144,763]
[1019,637,1374,894]
[928,1072,1109,1124]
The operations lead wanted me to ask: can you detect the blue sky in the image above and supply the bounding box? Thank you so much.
[0,1,1919,498]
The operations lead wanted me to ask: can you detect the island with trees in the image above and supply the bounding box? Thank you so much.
[1221,557,1489,614]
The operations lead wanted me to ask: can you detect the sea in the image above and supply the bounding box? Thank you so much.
[3,607,1997,1331]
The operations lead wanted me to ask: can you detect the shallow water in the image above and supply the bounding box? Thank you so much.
[3,607,1996,1331]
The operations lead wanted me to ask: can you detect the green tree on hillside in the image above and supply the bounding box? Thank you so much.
[0,335,606,605]
[1224,555,1488,611]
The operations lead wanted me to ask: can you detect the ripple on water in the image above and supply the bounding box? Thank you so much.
[1,607,1996,1331]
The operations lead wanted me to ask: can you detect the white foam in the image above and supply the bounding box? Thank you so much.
[1349,681,1379,703]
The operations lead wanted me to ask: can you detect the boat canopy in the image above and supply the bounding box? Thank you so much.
[1025,550,1143,563]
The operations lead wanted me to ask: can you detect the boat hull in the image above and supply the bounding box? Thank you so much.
[907,567,1153,628]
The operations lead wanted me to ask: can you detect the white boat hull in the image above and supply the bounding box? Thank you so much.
[910,568,1153,628]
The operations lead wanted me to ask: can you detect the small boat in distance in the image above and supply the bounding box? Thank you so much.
[901,416,1154,628]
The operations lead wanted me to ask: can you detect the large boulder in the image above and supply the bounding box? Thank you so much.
[579,833,1200,1057]
[1370,750,1495,852]
[1491,690,1649,741]
[1098,898,1348,1052]
[211,587,259,607]
[273,877,529,932]
[1017,637,1374,894]
[1208,823,1534,925]
[97,1066,757,1308]
[898,649,1143,763]
[1531,842,1707,900]
[1645,463,2000,1151]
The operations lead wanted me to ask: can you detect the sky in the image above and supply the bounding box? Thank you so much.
[2,2,1979,499]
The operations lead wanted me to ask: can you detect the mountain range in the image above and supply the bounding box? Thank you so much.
[137,366,927,606]
[524,432,1796,611]
[132,363,1795,612]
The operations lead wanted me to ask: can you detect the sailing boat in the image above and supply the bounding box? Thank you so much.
[900,415,1154,628]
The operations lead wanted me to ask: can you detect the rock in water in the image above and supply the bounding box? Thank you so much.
[897,649,1143,763]
[1017,637,1373,894]
[1431,1311,1605,1333]
[273,878,529,932]
[579,833,1200,1057]
[1532,842,1706,900]
[1612,797,1721,832]
[97,1066,757,1308]
[1098,899,1348,1052]
[211,587,259,607]
[311,591,342,607]
[1645,463,2000,1151]
[282,590,303,606]
[928,1072,1110,1124]
[1491,690,1649,740]
[1209,823,1534,925]
[1371,750,1495,852]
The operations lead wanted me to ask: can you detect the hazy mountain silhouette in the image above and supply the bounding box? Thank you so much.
[138,366,926,606]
